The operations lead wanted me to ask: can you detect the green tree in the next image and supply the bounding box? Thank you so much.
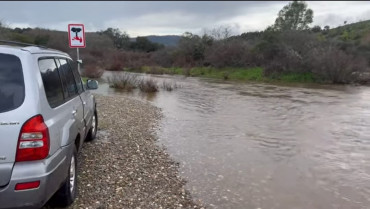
[34,35,50,45]
[130,36,164,52]
[100,28,130,50]
[272,0,313,31]
[311,25,321,33]
[201,34,214,46]
[341,30,350,41]
[11,33,33,44]
[178,32,206,62]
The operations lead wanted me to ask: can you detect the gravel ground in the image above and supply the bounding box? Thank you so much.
[46,94,203,209]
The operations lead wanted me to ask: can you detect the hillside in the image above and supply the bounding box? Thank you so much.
[324,19,370,41]
[323,20,370,59]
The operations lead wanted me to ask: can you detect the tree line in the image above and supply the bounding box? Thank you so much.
[0,0,369,84]
[98,0,370,84]
[146,0,369,84]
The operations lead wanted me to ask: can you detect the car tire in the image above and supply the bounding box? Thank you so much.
[85,110,98,142]
[49,146,78,207]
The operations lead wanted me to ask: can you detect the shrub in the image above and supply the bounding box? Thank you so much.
[307,45,368,83]
[263,62,285,78]
[141,66,165,74]
[106,72,138,91]
[137,78,158,92]
[107,57,124,71]
[107,73,179,92]
[10,33,34,43]
[34,35,50,45]
[151,48,175,67]
[183,67,191,76]
[161,81,179,91]
[205,39,254,68]
[80,52,105,78]
[82,64,104,78]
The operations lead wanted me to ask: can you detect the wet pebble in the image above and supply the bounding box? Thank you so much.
[45,94,201,209]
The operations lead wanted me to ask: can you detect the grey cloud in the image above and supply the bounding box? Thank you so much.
[0,1,283,31]
[0,1,369,36]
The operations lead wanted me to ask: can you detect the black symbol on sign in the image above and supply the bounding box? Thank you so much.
[71,27,83,43]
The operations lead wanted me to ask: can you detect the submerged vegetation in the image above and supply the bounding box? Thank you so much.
[137,78,159,93]
[107,72,178,92]
[107,72,138,91]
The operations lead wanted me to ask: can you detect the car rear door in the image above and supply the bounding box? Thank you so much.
[68,59,94,137]
[55,58,84,149]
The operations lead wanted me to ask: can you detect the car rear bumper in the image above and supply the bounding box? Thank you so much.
[0,143,73,209]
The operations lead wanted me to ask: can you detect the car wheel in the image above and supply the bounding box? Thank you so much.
[49,146,78,207]
[85,110,98,142]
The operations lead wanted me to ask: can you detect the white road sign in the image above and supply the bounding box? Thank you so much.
[68,24,86,48]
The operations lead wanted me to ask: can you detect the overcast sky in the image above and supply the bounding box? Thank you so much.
[1,1,370,37]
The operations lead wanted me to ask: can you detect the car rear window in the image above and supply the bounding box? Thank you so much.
[0,53,25,113]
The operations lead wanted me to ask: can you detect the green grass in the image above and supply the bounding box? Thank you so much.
[81,77,88,83]
[126,66,184,75]
[125,66,320,84]
[228,67,264,81]
[188,67,319,83]
[277,72,316,83]
[161,67,183,75]
[156,66,264,80]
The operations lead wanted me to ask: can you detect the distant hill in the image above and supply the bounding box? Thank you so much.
[324,19,370,41]
[323,19,370,59]
[234,19,370,41]
[131,35,181,46]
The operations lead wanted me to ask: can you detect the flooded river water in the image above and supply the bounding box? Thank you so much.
[94,72,370,209]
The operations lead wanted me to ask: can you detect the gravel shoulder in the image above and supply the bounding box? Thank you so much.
[48,94,202,209]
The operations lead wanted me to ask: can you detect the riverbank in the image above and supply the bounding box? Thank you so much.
[124,66,319,84]
[46,94,202,209]
[89,77,370,208]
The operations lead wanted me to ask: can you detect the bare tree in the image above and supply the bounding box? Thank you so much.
[203,25,233,40]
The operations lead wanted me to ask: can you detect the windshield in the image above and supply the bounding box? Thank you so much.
[0,53,25,113]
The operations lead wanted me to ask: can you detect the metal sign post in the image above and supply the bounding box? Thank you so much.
[77,48,80,73]
[68,24,86,74]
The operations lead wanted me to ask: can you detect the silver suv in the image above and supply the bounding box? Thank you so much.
[0,41,98,209]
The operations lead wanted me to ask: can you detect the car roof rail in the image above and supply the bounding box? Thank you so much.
[0,40,48,49]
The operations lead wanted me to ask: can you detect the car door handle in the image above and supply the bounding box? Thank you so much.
[72,110,77,116]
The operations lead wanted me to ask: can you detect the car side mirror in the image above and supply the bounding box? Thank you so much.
[77,59,83,64]
[86,79,98,90]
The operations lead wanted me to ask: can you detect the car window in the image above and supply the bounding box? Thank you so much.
[0,53,25,113]
[68,59,83,93]
[58,58,78,99]
[54,59,68,98]
[38,58,64,108]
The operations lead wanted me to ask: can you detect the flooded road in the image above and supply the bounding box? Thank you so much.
[95,72,370,209]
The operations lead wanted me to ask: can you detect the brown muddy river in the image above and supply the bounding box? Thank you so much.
[94,72,370,209]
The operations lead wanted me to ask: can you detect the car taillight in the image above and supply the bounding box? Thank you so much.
[15,115,49,162]
[15,181,40,191]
